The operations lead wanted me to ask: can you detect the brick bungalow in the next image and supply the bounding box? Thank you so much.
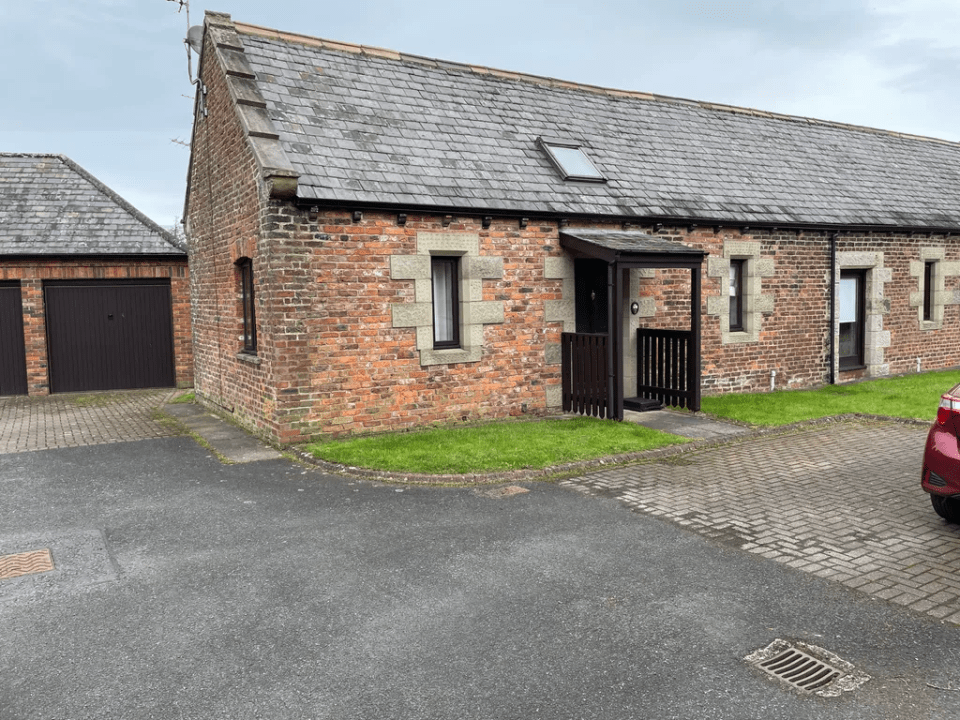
[184,11,960,445]
[0,153,192,395]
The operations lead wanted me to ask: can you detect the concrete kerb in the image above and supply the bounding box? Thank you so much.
[288,412,926,486]
[3,386,925,477]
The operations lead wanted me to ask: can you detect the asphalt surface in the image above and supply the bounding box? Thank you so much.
[3,431,960,719]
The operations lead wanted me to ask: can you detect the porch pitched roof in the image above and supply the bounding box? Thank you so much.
[560,229,706,267]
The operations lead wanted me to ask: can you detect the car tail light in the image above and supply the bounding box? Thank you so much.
[937,394,960,427]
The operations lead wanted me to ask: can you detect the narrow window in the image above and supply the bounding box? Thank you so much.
[237,258,257,354]
[431,256,460,348]
[839,270,865,369]
[729,259,745,332]
[923,260,935,322]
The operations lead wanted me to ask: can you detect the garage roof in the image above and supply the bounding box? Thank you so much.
[0,154,184,256]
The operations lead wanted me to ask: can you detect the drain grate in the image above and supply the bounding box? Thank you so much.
[0,549,55,581]
[756,646,840,692]
[746,639,870,697]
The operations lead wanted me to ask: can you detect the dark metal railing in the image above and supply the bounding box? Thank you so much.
[637,328,696,410]
[561,332,609,418]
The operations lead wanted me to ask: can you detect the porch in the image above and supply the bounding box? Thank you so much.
[558,229,707,421]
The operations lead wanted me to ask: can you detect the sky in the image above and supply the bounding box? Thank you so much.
[2,0,959,227]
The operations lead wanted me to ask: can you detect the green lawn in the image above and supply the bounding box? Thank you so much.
[305,416,687,474]
[700,369,958,426]
[304,370,958,475]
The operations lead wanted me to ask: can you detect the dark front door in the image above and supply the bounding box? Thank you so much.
[45,281,176,393]
[575,258,609,334]
[0,282,28,396]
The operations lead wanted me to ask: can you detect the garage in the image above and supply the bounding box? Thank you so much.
[2,153,193,395]
[0,282,28,396]
[45,280,176,393]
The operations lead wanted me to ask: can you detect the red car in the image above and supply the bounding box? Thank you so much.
[922,383,960,523]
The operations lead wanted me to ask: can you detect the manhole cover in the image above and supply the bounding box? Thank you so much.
[0,549,55,581]
[478,485,530,499]
[746,639,870,697]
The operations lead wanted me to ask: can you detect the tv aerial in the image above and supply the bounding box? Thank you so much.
[168,0,202,84]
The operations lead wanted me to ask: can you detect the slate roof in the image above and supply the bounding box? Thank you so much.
[222,18,960,230]
[561,229,707,258]
[0,154,184,256]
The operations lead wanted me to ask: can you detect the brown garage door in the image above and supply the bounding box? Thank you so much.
[0,282,28,396]
[45,280,176,393]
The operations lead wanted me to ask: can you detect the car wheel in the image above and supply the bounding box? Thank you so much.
[931,494,960,523]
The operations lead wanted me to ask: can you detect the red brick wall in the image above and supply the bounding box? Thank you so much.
[186,31,274,438]
[256,208,564,444]
[0,259,192,394]
[837,231,959,377]
[628,226,960,393]
[191,181,960,446]
[643,227,834,394]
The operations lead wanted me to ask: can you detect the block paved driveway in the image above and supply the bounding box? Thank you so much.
[0,389,179,454]
[565,419,960,625]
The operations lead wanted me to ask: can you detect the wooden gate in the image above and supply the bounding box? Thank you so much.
[45,280,176,393]
[635,328,698,410]
[0,283,28,396]
[561,332,609,418]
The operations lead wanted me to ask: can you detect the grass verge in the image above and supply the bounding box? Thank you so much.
[699,369,958,426]
[305,416,687,475]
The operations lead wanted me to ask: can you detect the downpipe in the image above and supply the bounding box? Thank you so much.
[829,233,838,385]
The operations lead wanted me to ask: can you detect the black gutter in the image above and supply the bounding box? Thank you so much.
[296,197,960,237]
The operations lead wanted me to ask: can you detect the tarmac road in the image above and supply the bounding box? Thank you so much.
[2,435,960,719]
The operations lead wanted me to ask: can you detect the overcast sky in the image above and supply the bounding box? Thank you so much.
[2,0,959,226]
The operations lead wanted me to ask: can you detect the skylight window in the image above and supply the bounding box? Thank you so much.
[538,138,606,182]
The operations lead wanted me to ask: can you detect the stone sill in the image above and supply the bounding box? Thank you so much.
[236,352,262,366]
[839,363,866,373]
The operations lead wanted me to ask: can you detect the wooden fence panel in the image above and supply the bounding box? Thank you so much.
[637,328,693,409]
[561,332,609,418]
